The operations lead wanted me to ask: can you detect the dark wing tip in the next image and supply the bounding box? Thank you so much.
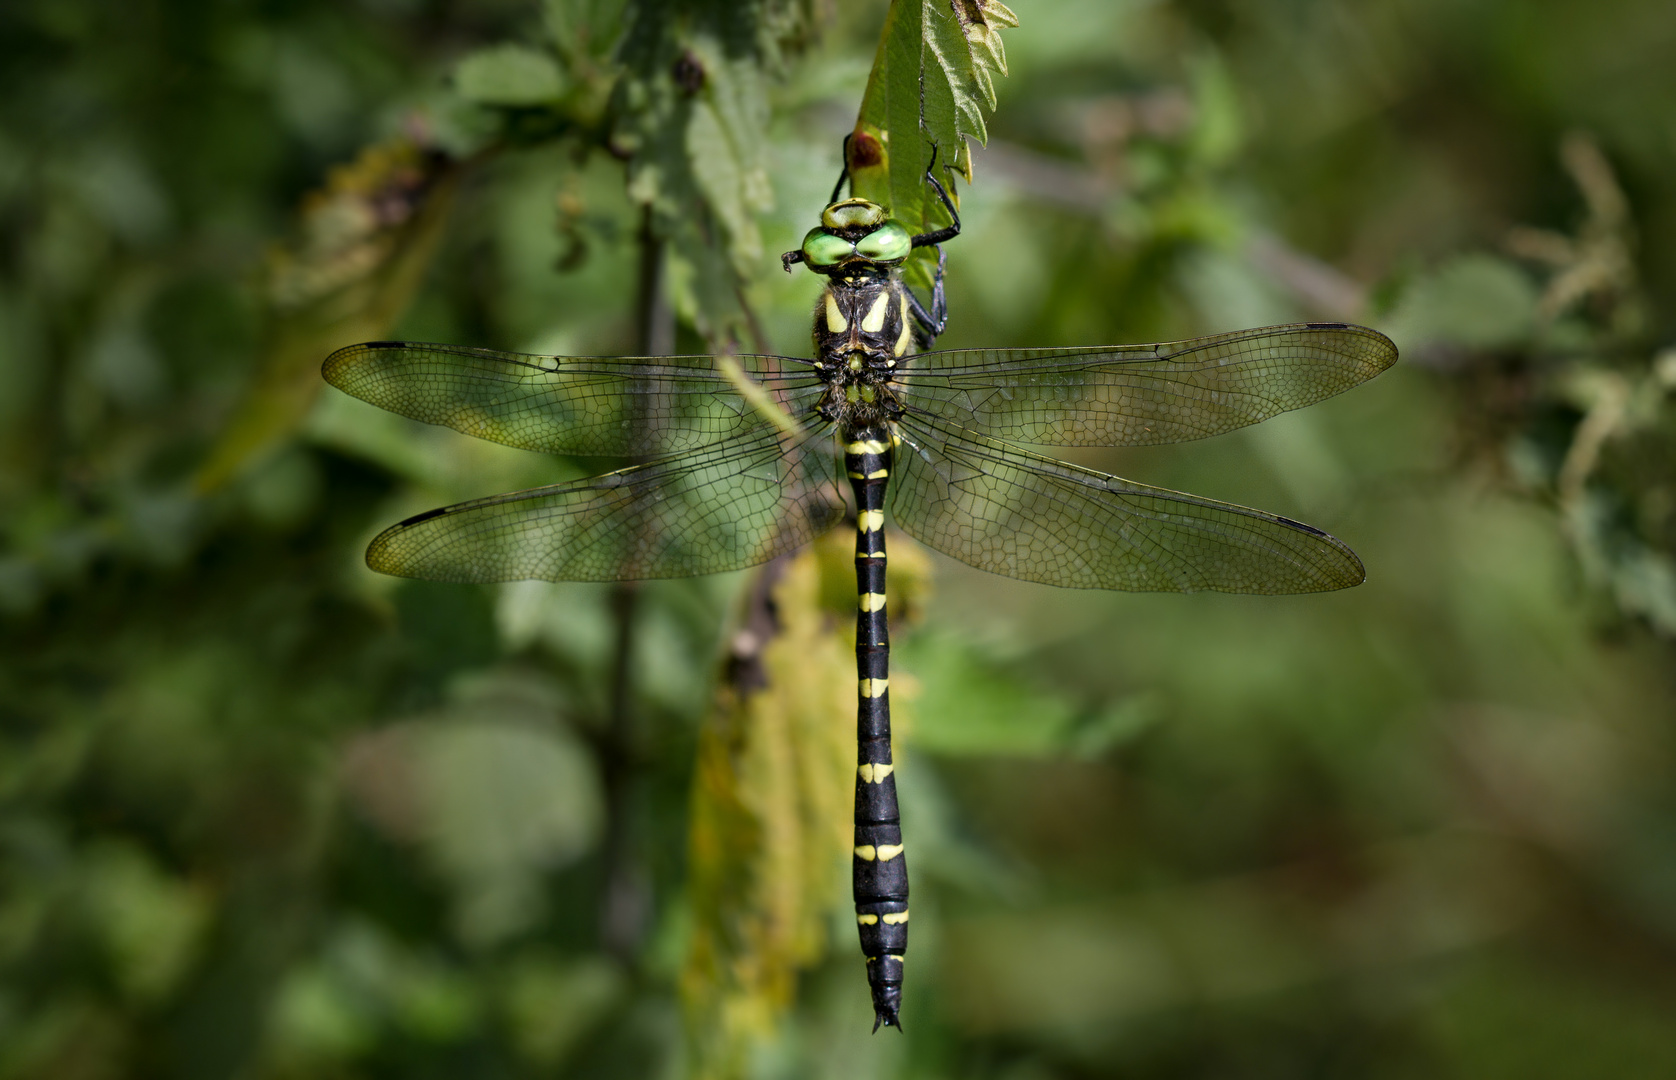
[366,508,449,577]
[365,515,436,579]
[1273,515,1367,591]
[395,506,450,528]
[1312,321,1400,373]
[1275,514,1328,538]
[322,340,409,385]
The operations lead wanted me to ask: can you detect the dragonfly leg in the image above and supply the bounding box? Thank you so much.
[904,247,949,351]
[909,146,961,249]
[829,132,854,205]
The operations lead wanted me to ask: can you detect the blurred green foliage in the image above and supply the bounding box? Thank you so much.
[5,0,1676,1078]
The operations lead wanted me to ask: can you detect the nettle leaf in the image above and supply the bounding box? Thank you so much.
[849,0,1016,293]
[686,43,775,278]
[610,0,820,343]
[454,44,567,106]
[543,0,630,68]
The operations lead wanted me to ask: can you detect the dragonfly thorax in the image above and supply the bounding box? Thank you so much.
[812,275,915,369]
[812,274,913,426]
[816,357,901,426]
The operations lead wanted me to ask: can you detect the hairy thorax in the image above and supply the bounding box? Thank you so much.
[812,269,914,430]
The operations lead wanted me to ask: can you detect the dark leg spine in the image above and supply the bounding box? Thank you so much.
[846,423,908,1032]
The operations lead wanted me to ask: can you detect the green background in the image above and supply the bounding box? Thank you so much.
[6,0,1676,1076]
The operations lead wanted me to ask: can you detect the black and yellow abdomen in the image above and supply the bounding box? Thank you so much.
[843,422,909,1029]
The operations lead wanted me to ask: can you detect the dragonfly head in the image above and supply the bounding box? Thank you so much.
[782,199,912,275]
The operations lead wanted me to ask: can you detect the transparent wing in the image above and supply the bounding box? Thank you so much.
[367,425,847,583]
[895,322,1396,447]
[323,341,825,457]
[889,415,1364,593]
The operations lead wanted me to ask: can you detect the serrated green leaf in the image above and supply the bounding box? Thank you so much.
[454,44,567,106]
[686,44,774,274]
[610,3,818,343]
[850,0,1017,293]
[927,2,991,143]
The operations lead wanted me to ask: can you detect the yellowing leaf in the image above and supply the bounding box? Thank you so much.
[680,533,857,1075]
[195,140,459,492]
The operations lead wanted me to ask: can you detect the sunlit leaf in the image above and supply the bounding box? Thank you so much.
[611,1,821,343]
[340,673,604,948]
[849,0,1016,293]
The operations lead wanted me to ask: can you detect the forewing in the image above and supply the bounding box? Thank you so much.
[889,416,1364,594]
[323,341,824,456]
[367,426,847,583]
[896,322,1396,447]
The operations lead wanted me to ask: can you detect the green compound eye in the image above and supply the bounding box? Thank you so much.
[801,229,854,267]
[855,220,912,263]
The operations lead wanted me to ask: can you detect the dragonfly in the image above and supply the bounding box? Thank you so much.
[322,156,1397,1032]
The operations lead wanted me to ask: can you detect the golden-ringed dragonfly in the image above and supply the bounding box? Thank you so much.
[322,157,1397,1032]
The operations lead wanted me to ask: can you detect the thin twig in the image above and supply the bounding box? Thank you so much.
[598,204,671,959]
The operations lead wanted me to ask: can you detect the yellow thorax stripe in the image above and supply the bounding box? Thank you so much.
[860,291,890,334]
[824,292,847,333]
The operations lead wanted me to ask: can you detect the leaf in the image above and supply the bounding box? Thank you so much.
[195,139,460,492]
[685,43,775,275]
[340,673,604,948]
[1387,254,1540,354]
[901,632,1161,759]
[679,525,935,1062]
[610,3,820,342]
[849,0,1017,292]
[680,536,857,1073]
[543,0,631,68]
[454,44,567,106]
